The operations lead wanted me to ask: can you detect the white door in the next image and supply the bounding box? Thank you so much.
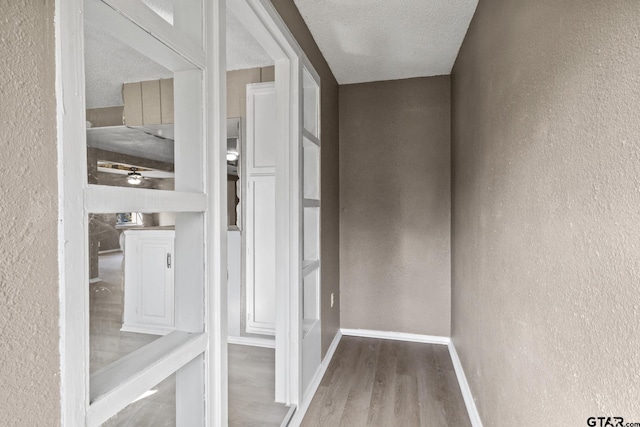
[245,83,278,336]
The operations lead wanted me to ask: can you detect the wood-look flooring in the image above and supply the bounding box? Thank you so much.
[228,344,290,426]
[90,252,159,374]
[301,337,471,427]
[91,252,288,426]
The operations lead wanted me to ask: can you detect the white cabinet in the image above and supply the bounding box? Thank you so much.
[122,229,175,335]
[245,82,277,336]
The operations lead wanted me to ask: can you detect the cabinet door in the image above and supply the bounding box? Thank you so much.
[137,235,174,329]
[123,231,175,335]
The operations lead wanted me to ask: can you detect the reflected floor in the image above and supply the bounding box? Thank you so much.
[229,344,290,427]
[90,252,158,374]
[91,252,288,426]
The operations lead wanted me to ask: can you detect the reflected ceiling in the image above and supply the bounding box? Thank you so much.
[85,5,273,109]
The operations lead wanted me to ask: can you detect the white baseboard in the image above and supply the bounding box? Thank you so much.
[89,277,101,284]
[341,328,450,346]
[228,335,275,349]
[448,342,483,427]
[287,330,342,427]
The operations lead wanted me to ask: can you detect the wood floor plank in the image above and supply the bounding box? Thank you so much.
[299,385,330,427]
[301,338,364,427]
[410,343,445,426]
[339,340,381,427]
[394,373,420,426]
[366,339,399,426]
[431,345,472,427]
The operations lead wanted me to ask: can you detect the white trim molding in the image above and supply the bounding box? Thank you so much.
[448,342,483,427]
[227,336,276,349]
[340,328,451,346]
[288,330,342,427]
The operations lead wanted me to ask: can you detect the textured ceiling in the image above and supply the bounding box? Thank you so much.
[227,11,273,72]
[85,6,272,109]
[293,0,478,84]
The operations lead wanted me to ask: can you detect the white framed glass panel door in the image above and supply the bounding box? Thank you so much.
[300,60,321,397]
[57,0,217,424]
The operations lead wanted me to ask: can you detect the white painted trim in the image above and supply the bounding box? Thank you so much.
[98,249,121,255]
[288,331,342,427]
[89,277,102,284]
[88,332,207,426]
[205,0,228,425]
[448,342,483,427]
[56,0,89,424]
[85,186,207,213]
[227,336,275,349]
[340,328,451,346]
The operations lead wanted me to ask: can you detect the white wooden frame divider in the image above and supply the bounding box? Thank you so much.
[58,0,322,424]
[299,55,322,400]
[56,0,225,425]
[207,0,228,424]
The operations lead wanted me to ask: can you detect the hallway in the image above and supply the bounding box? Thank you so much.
[301,337,470,426]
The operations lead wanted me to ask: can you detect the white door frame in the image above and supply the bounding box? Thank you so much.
[226,0,304,408]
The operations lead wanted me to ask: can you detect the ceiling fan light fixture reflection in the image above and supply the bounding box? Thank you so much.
[127,168,143,185]
[226,151,239,162]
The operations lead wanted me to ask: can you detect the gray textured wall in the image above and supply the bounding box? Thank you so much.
[340,77,451,337]
[271,0,341,357]
[0,0,60,424]
[452,0,640,424]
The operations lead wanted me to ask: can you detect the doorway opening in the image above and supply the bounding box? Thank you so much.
[224,8,287,425]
